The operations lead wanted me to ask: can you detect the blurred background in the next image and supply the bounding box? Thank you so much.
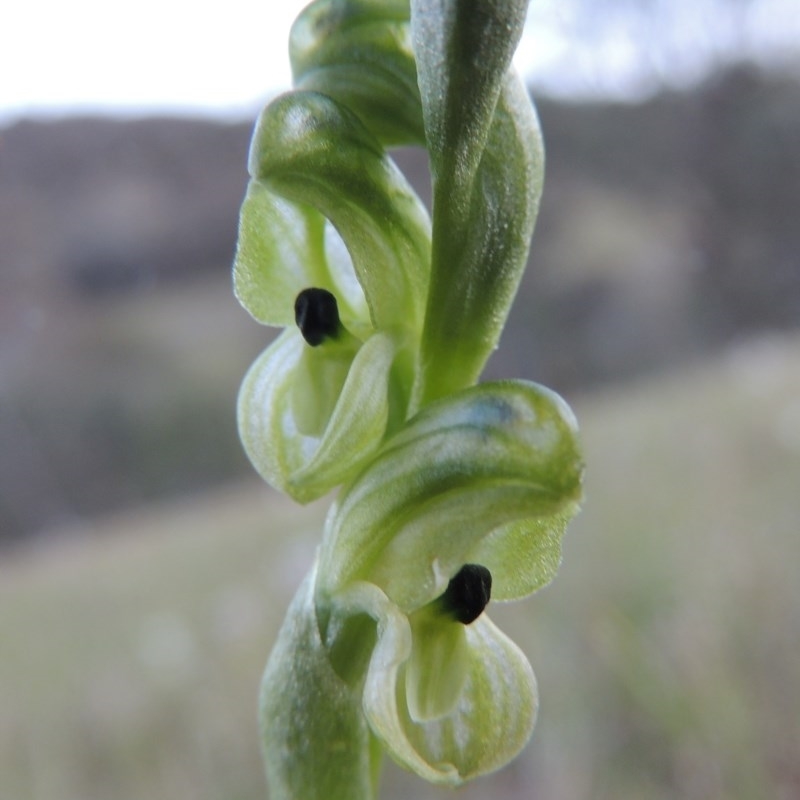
[1,1,799,799]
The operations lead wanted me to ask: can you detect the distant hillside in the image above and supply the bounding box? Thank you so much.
[507,65,800,388]
[1,65,799,544]
[0,116,252,294]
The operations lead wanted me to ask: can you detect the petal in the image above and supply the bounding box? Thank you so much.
[465,505,578,602]
[323,222,371,331]
[405,611,468,722]
[233,182,330,327]
[290,0,424,146]
[238,329,399,502]
[248,91,431,333]
[260,565,381,800]
[319,380,583,608]
[363,609,538,785]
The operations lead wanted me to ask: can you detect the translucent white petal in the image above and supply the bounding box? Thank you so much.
[234,183,333,327]
[362,609,538,785]
[238,329,398,502]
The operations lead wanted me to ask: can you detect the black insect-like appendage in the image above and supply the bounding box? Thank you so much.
[440,564,492,625]
[294,288,341,346]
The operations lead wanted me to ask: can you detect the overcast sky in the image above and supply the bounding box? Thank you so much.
[2,0,798,124]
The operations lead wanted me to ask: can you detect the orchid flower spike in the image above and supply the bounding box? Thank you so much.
[232,2,584,799]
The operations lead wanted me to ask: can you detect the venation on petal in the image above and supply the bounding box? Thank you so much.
[318,380,583,608]
[290,0,424,146]
[246,90,431,334]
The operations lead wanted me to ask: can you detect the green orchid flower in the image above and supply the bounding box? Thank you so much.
[235,89,431,501]
[260,381,583,798]
[319,380,583,781]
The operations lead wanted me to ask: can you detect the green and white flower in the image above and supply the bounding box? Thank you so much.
[235,89,431,501]
[260,380,582,798]
[233,2,583,798]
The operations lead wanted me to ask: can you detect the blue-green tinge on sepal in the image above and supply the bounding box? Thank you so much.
[318,380,583,609]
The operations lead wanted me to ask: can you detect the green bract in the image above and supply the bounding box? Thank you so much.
[412,0,544,403]
[233,1,583,799]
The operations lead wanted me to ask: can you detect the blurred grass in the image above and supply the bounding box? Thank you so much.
[2,332,799,800]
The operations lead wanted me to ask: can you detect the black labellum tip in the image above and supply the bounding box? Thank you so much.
[441,564,492,625]
[295,288,340,346]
